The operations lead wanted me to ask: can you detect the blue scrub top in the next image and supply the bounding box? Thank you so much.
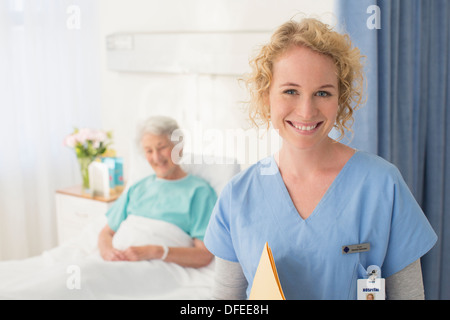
[107,174,217,241]
[204,151,437,299]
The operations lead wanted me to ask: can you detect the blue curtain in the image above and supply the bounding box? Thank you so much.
[336,0,450,299]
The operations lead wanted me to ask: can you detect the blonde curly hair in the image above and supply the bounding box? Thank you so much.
[243,18,365,140]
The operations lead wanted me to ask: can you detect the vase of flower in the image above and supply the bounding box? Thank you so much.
[77,156,95,192]
[64,127,113,193]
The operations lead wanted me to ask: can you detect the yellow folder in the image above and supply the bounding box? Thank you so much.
[249,242,286,300]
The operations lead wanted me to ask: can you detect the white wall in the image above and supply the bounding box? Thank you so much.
[98,0,336,176]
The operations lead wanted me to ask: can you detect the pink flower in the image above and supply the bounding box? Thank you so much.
[64,127,112,158]
[76,128,93,144]
[92,130,107,143]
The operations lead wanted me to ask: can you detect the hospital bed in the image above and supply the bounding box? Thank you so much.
[0,153,240,300]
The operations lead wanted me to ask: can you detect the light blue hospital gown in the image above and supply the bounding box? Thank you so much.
[204,151,437,299]
[107,174,217,241]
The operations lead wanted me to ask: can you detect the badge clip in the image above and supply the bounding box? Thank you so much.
[366,265,381,281]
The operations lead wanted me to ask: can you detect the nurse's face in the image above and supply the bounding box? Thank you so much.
[268,45,339,151]
[141,133,179,179]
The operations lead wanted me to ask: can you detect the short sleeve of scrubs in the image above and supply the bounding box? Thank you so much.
[204,183,237,261]
[381,166,438,277]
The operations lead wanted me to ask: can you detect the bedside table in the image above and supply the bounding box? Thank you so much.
[55,186,122,244]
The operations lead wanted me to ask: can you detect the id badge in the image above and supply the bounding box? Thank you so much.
[357,265,385,300]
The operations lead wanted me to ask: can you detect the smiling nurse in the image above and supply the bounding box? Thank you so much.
[268,44,355,220]
[204,18,437,300]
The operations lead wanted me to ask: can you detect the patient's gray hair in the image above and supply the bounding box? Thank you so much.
[136,116,183,146]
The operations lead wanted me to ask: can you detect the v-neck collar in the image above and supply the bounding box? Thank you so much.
[261,150,361,224]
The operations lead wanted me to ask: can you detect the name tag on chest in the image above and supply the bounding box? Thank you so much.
[342,242,370,254]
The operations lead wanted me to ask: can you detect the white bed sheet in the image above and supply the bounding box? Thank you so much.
[0,215,215,300]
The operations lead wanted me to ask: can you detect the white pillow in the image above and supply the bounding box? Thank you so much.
[180,154,241,196]
[126,151,240,196]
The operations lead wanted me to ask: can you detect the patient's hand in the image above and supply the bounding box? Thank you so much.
[98,224,127,261]
[122,245,163,261]
[101,247,127,261]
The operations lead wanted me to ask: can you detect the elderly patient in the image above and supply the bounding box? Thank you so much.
[98,116,217,268]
